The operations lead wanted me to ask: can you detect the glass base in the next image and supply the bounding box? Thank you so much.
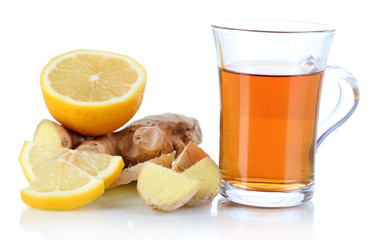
[220,181,314,208]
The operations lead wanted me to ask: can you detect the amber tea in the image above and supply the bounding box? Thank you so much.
[219,63,324,192]
[213,19,359,207]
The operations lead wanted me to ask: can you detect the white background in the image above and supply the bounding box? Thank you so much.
[1,0,386,239]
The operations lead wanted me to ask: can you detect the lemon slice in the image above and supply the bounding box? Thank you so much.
[40,49,147,136]
[71,150,124,188]
[21,159,105,210]
[19,141,125,210]
[19,141,124,188]
[19,141,69,182]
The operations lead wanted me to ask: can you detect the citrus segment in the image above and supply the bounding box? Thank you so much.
[19,141,124,188]
[19,141,70,182]
[19,141,125,210]
[21,159,104,210]
[40,49,147,136]
[29,158,93,192]
[47,53,138,102]
[72,150,124,187]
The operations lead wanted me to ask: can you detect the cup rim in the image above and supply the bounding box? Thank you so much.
[211,19,336,34]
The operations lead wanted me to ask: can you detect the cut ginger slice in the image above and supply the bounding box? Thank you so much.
[171,142,209,172]
[183,157,222,206]
[137,163,201,212]
[33,119,69,147]
[33,119,85,148]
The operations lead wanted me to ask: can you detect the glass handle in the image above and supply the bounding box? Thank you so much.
[317,66,360,149]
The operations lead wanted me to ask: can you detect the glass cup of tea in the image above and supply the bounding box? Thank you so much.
[212,19,359,208]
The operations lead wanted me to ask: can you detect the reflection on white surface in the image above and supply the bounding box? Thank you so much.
[19,183,219,240]
[19,183,314,240]
[19,184,138,240]
[217,198,314,240]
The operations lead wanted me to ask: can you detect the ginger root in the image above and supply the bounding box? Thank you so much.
[108,151,175,189]
[171,142,209,172]
[137,162,201,212]
[33,113,202,168]
[182,157,221,206]
[33,119,85,148]
[136,143,221,211]
[171,142,221,206]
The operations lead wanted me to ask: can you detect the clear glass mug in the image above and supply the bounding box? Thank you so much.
[212,19,359,207]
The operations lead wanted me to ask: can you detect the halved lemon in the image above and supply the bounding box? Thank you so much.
[40,49,147,136]
[19,141,124,188]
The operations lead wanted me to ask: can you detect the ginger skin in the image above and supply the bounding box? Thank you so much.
[108,151,175,189]
[171,142,209,172]
[77,113,202,167]
[36,113,202,168]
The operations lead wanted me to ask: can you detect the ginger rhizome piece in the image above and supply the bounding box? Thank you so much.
[171,142,221,206]
[182,157,222,206]
[171,142,209,172]
[136,143,222,211]
[33,119,85,149]
[137,162,201,212]
[108,151,175,189]
[33,113,202,168]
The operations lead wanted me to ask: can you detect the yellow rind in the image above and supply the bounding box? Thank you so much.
[19,141,34,182]
[99,156,125,189]
[41,82,145,136]
[21,178,104,210]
